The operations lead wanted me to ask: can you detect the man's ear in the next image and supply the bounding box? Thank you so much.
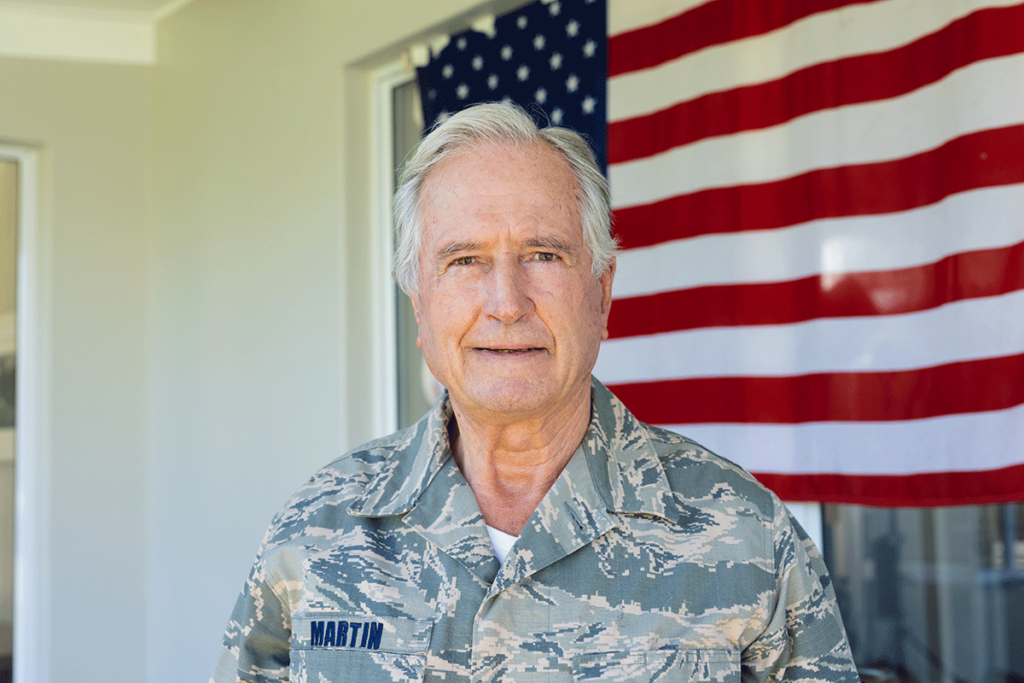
[410,292,422,324]
[599,257,616,341]
[410,293,424,349]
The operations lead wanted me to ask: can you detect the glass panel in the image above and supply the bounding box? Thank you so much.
[392,79,430,429]
[823,503,1024,683]
[0,157,17,679]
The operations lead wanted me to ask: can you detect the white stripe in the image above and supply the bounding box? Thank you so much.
[608,0,1021,122]
[608,0,711,36]
[609,54,1024,209]
[611,184,1024,299]
[658,404,1024,476]
[594,289,1024,383]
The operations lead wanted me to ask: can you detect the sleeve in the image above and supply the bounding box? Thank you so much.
[209,542,296,683]
[741,497,860,683]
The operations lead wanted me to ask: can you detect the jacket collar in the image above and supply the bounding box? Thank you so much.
[346,391,456,518]
[348,377,678,524]
[581,378,679,522]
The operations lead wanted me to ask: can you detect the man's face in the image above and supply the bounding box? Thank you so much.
[411,141,615,425]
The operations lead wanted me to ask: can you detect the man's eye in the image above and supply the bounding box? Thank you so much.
[452,256,476,266]
[534,252,558,262]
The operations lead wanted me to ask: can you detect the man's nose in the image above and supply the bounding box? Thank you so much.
[484,256,533,323]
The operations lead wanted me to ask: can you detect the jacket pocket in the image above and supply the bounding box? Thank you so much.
[290,613,433,683]
[571,648,739,683]
[291,649,427,683]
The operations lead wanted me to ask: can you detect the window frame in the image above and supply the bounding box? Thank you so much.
[369,59,415,437]
[0,142,50,683]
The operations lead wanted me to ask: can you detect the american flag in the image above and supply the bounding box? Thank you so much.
[417,0,606,168]
[418,0,1024,507]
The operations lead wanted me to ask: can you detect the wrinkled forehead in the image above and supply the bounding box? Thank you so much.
[419,141,580,218]
[424,139,576,192]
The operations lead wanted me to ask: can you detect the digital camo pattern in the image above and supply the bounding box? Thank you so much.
[210,378,859,683]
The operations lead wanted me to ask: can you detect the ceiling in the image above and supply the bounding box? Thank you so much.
[0,0,192,18]
[0,0,200,62]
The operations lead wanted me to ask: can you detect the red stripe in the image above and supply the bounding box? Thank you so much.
[613,125,1024,250]
[608,0,883,77]
[609,4,1024,164]
[608,353,1024,424]
[753,464,1024,506]
[608,241,1024,339]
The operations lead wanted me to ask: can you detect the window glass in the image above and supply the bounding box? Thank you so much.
[822,503,1024,683]
[391,79,431,429]
[0,157,16,680]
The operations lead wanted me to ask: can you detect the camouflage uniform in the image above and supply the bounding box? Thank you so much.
[211,378,858,683]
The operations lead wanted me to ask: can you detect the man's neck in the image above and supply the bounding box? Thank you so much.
[449,396,591,536]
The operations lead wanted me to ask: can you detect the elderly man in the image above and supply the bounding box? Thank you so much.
[211,102,858,683]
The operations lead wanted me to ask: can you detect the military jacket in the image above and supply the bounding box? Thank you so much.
[211,379,858,683]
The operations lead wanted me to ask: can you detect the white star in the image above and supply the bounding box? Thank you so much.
[533,34,546,50]
[549,52,563,70]
[534,87,547,104]
[500,45,513,61]
[487,74,499,90]
[471,55,484,71]
[565,73,579,93]
[566,19,579,38]
[551,107,564,125]
[517,64,530,82]
[437,111,451,124]
[582,95,596,114]
[516,15,527,29]
[456,83,469,100]
[501,95,512,105]
[427,88,437,101]
[583,39,596,58]
[456,37,467,51]
[442,64,454,79]
[549,1,560,16]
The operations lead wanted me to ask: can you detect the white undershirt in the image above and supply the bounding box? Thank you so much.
[485,525,520,563]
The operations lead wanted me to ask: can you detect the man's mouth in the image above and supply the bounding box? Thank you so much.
[478,347,544,354]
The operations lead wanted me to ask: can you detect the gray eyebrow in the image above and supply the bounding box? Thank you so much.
[434,236,576,262]
[524,237,575,256]
[435,241,482,262]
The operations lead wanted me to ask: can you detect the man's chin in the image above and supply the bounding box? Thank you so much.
[453,381,554,421]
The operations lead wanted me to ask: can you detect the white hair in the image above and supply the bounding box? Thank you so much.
[392,101,617,295]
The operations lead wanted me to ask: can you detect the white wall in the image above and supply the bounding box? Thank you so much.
[147,1,507,681]
[1,2,532,681]
[0,57,149,682]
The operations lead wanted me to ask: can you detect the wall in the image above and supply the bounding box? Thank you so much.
[0,2,532,680]
[147,1,504,680]
[0,57,149,682]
